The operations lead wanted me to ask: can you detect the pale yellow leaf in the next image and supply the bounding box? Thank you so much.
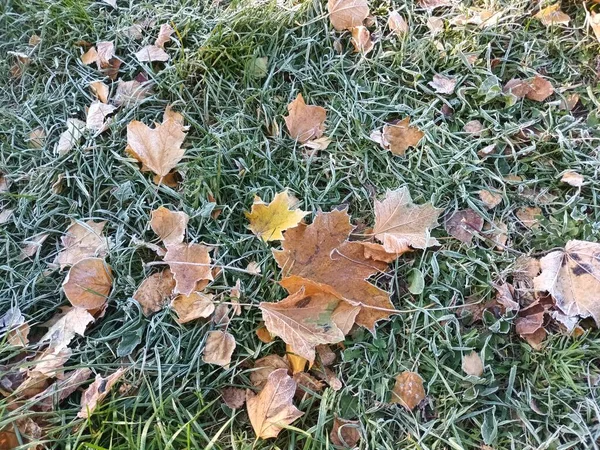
[40,307,94,352]
[388,11,409,36]
[202,330,236,367]
[90,81,109,103]
[86,101,117,132]
[135,45,169,62]
[534,3,570,26]
[155,23,174,48]
[462,351,484,376]
[350,26,374,54]
[561,171,584,187]
[55,118,86,155]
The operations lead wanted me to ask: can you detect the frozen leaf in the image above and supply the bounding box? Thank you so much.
[533,240,600,325]
[294,372,324,399]
[245,191,307,241]
[114,80,151,108]
[155,23,174,48]
[374,118,424,156]
[429,74,456,94]
[391,371,425,410]
[135,45,169,62]
[81,46,98,65]
[361,241,405,263]
[451,8,502,28]
[202,330,236,367]
[97,41,115,67]
[221,387,245,409]
[133,269,175,316]
[246,261,261,274]
[6,323,29,347]
[171,292,215,323]
[515,303,545,336]
[246,368,304,439]
[534,3,570,26]
[32,368,92,411]
[0,208,14,225]
[590,11,600,44]
[373,187,442,253]
[86,101,117,132]
[274,210,395,331]
[561,171,584,187]
[503,78,531,98]
[526,76,554,102]
[478,144,496,158]
[463,120,484,134]
[164,243,213,296]
[251,355,290,389]
[150,206,188,245]
[21,233,49,259]
[284,93,326,143]
[350,26,374,54]
[126,108,187,179]
[516,207,541,229]
[427,16,444,34]
[29,34,42,46]
[28,127,46,148]
[54,220,107,269]
[419,0,452,9]
[462,351,484,376]
[55,118,86,155]
[256,324,274,343]
[560,93,579,111]
[328,0,369,31]
[444,209,483,244]
[62,258,113,310]
[78,368,126,418]
[90,81,109,103]
[330,417,361,448]
[102,0,117,7]
[479,189,502,209]
[495,283,519,312]
[388,11,409,36]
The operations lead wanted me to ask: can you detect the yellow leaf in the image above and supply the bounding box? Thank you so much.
[534,3,570,26]
[245,190,307,241]
[328,0,369,31]
[202,330,236,367]
[286,345,308,374]
[284,94,326,143]
[390,371,425,410]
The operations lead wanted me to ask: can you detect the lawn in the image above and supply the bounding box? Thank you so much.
[2,0,600,449]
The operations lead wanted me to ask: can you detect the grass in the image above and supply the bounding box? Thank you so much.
[2,0,600,448]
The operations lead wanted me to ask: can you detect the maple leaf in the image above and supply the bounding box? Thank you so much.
[78,368,126,418]
[388,11,409,36]
[444,209,483,244]
[533,240,600,325]
[62,258,113,310]
[55,118,86,155]
[126,108,187,179]
[390,371,425,410]
[373,187,442,254]
[246,368,304,439]
[360,241,407,263]
[150,206,189,245]
[164,243,213,295]
[133,269,176,316]
[202,330,236,367]
[274,209,395,331]
[40,307,95,352]
[350,26,374,54]
[373,118,424,156]
[328,0,369,31]
[462,351,484,376]
[330,417,361,448]
[534,3,570,26]
[245,191,307,241]
[284,93,327,143]
[54,220,108,269]
[171,292,215,323]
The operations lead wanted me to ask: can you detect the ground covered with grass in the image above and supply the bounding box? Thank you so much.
[2,0,600,448]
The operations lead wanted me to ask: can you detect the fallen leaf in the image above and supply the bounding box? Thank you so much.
[284,93,326,143]
[135,45,169,62]
[376,118,424,156]
[39,307,94,352]
[451,8,502,27]
[102,0,117,7]
[429,74,456,94]
[316,344,337,366]
[150,206,188,245]
[114,80,151,108]
[328,0,369,31]
[274,209,394,331]
[350,26,374,54]
[373,187,442,253]
[16,348,72,398]
[302,136,332,153]
[479,189,502,209]
[495,283,520,312]
[81,46,99,65]
[54,220,107,269]
[526,76,554,102]
[533,240,600,325]
[28,127,46,148]
[391,371,425,410]
[171,292,215,323]
[444,209,483,244]
[463,120,484,134]
[29,34,41,46]
[534,3,570,26]
[330,417,361,448]
[90,81,109,103]
[427,16,444,34]
[286,344,308,374]
[0,209,14,225]
[560,93,579,111]
[212,303,230,326]
[6,323,29,347]
[97,41,115,67]
[589,11,600,44]
[485,220,509,250]
[246,368,304,439]
[561,171,584,187]
[516,207,541,229]
[31,368,92,411]
[478,144,496,158]
[126,108,187,179]
[202,330,236,367]
[503,78,531,98]
[251,355,290,389]
[133,269,176,316]
[462,351,484,376]
[245,191,307,241]
[419,0,452,9]
[515,302,545,337]
[55,118,86,155]
[360,241,406,263]
[78,368,126,418]
[221,387,246,409]
[388,11,409,36]
[294,372,325,399]
[246,261,262,275]
[86,101,117,132]
[21,233,49,259]
[62,258,113,310]
[164,243,213,296]
[155,23,174,48]
[256,324,274,343]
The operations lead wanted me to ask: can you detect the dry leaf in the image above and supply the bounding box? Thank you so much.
[444,209,483,244]
[7,323,29,347]
[171,292,215,323]
[316,344,336,366]
[246,368,304,439]
[284,93,326,143]
[28,127,46,148]
[390,371,425,410]
[463,120,484,134]
[81,46,99,65]
[451,8,502,28]
[133,269,176,316]
[114,80,151,108]
[251,355,290,389]
[62,258,113,310]
[245,191,307,241]
[221,387,245,409]
[29,34,42,46]
[86,101,117,132]
[479,189,502,209]
[534,3,570,26]
[526,76,554,102]
[212,303,230,326]
[97,41,115,67]
[256,324,274,343]
[375,118,424,156]
[561,171,584,187]
[164,243,213,296]
[102,0,117,7]
[350,26,374,54]
[155,23,174,48]
[502,78,531,98]
[427,16,444,34]
[516,207,541,229]
[135,45,169,62]
[462,351,484,376]
[294,372,325,399]
[388,11,409,36]
[330,417,361,448]
[274,209,394,331]
[55,118,86,155]
[31,368,92,411]
[246,261,262,275]
[478,144,496,158]
[360,241,406,263]
[0,209,14,225]
[533,240,600,325]
[302,136,332,153]
[373,187,442,253]
[589,11,600,43]
[126,108,187,179]
[78,369,126,418]
[150,206,188,245]
[21,233,49,259]
[90,81,109,103]
[485,220,508,250]
[202,330,236,368]
[429,74,456,94]
[419,0,452,9]
[286,344,308,374]
[328,0,369,31]
[54,220,107,269]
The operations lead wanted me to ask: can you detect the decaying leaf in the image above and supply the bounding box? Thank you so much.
[40,307,94,352]
[526,76,554,102]
[284,93,327,143]
[419,0,452,9]
[32,368,92,411]
[516,207,541,229]
[78,368,126,418]
[450,8,502,28]
[561,171,584,187]
[90,81,109,103]
[171,292,215,323]
[133,269,176,316]
[429,74,456,94]
[150,206,188,245]
[202,330,236,368]
[86,101,117,132]
[534,3,570,26]
[360,241,405,263]
[221,387,246,409]
[462,351,484,376]
[444,209,483,244]
[589,11,600,44]
[155,23,174,48]
[29,127,46,148]
[373,187,442,253]
[388,11,409,36]
[390,371,425,410]
[328,0,369,31]
[54,220,107,269]
[350,26,374,54]
[245,191,307,241]
[55,118,86,155]
[81,42,121,78]
[533,240,600,325]
[21,233,49,259]
[330,417,361,448]
[479,189,502,209]
[374,118,424,156]
[114,80,151,108]
[135,45,169,62]
[62,258,113,310]
[246,368,304,439]
[294,372,325,399]
[251,355,290,389]
[164,243,213,296]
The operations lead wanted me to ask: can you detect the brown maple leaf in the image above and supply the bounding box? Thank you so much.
[372,117,424,156]
[284,93,326,143]
[150,206,189,245]
[164,243,213,295]
[328,0,369,31]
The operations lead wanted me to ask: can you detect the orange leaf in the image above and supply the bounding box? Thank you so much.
[284,94,326,143]
[133,269,176,316]
[62,258,113,310]
[390,371,425,410]
[150,206,189,245]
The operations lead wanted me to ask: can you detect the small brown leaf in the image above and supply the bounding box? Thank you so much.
[463,119,484,135]
[534,3,570,26]
[164,243,213,296]
[294,372,325,399]
[589,11,600,44]
[171,292,215,323]
[62,258,113,310]
[526,76,554,102]
[462,351,484,376]
[516,207,541,229]
[251,355,290,389]
[150,206,188,245]
[376,117,424,156]
[90,81,109,103]
[155,23,174,48]
[40,307,94,351]
[388,11,409,36]
[7,323,29,347]
[202,330,236,367]
[21,233,49,259]
[328,0,369,31]
[330,417,361,448]
[54,220,108,269]
[350,26,374,54]
[133,269,176,316]
[284,93,326,143]
[419,0,452,9]
[390,371,425,410]
[560,171,584,187]
[503,78,531,98]
[478,189,502,209]
[78,368,126,418]
[444,209,484,244]
[135,45,169,62]
[429,74,456,94]
[221,387,246,409]
[360,241,407,263]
